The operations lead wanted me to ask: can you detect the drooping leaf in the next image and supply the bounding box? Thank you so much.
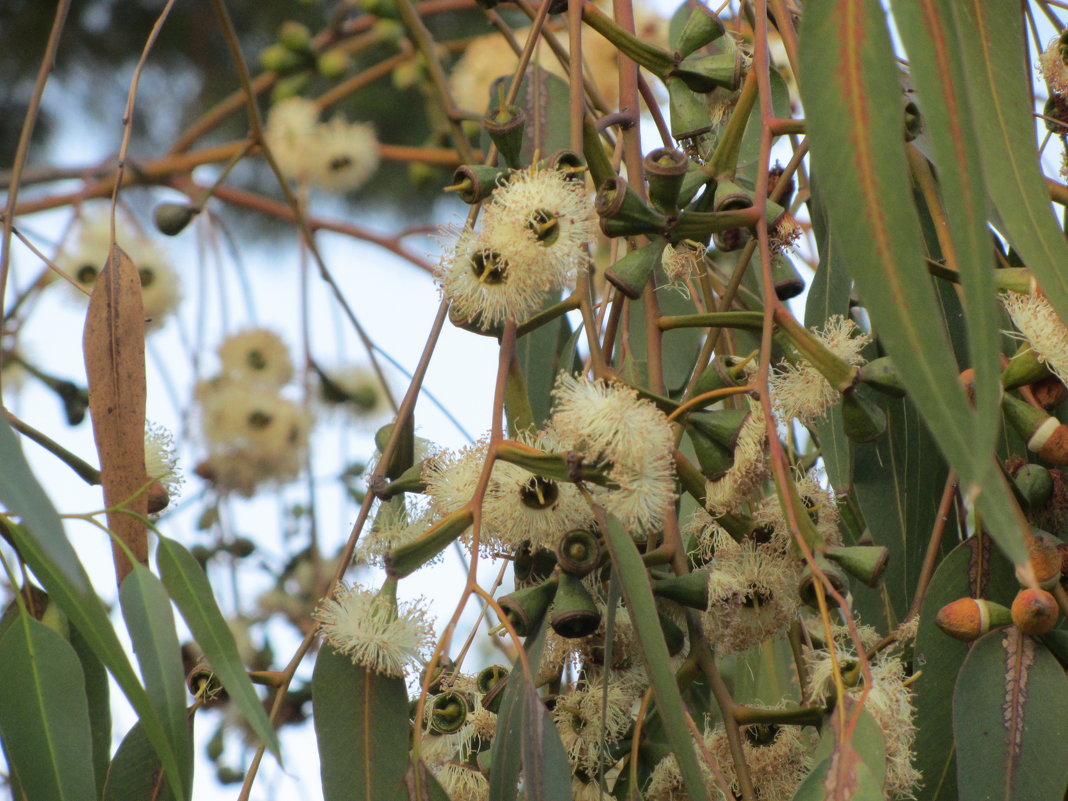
[69,623,112,797]
[798,0,1027,567]
[0,614,96,801]
[890,0,1001,462]
[602,514,711,801]
[0,520,185,801]
[103,720,181,801]
[0,414,88,594]
[312,643,410,801]
[156,536,279,758]
[950,1,1068,331]
[489,620,550,801]
[954,627,1068,801]
[806,174,854,492]
[83,242,148,585]
[517,312,575,428]
[521,679,572,801]
[912,536,1017,801]
[852,396,952,625]
[119,564,193,801]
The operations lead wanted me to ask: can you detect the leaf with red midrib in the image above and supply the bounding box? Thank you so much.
[83,242,148,585]
[954,628,1068,800]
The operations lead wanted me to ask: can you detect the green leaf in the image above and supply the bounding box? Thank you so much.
[0,413,88,594]
[954,627,1068,801]
[489,620,550,801]
[798,0,1027,568]
[950,1,1068,331]
[119,564,193,801]
[0,614,96,801]
[69,624,112,797]
[806,176,854,492]
[792,704,886,801]
[312,644,409,801]
[0,520,185,801]
[912,537,1017,801]
[602,514,711,801]
[103,721,182,801]
[521,680,572,801]
[517,312,574,428]
[156,536,279,759]
[852,396,952,624]
[890,0,1001,460]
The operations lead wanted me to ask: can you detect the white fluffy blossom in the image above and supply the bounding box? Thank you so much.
[769,315,869,426]
[1002,290,1068,385]
[314,583,433,677]
[548,373,676,532]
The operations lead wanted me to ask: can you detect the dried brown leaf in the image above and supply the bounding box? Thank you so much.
[83,242,148,585]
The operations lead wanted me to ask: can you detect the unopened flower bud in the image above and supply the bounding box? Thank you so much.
[935,597,1011,642]
[278,21,312,52]
[153,202,197,236]
[1012,587,1059,635]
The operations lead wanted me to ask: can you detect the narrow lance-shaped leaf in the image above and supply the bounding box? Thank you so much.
[0,519,186,801]
[119,564,193,801]
[798,0,1028,567]
[489,619,551,801]
[954,627,1068,801]
[0,614,96,801]
[601,513,711,801]
[950,1,1068,330]
[312,644,410,801]
[890,0,1001,459]
[0,414,88,593]
[156,536,280,759]
[83,242,149,585]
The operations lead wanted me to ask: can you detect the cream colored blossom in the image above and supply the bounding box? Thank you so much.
[750,471,841,552]
[197,379,310,496]
[704,398,769,515]
[264,96,379,191]
[314,583,433,677]
[551,672,635,773]
[145,421,182,498]
[707,717,812,801]
[769,315,869,426]
[480,166,595,279]
[433,762,488,801]
[438,226,549,329]
[308,115,379,193]
[548,373,677,532]
[264,97,320,180]
[704,540,800,653]
[217,328,294,388]
[57,213,180,331]
[646,714,812,801]
[1039,36,1068,94]
[423,433,593,553]
[317,363,391,425]
[1001,290,1068,384]
[806,639,920,799]
[661,240,706,282]
[355,499,437,566]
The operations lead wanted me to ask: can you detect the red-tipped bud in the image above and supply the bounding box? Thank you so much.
[1017,530,1064,590]
[935,597,1012,642]
[1012,588,1059,636]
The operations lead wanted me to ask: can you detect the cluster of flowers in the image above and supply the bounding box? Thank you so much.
[56,211,182,331]
[313,363,923,800]
[264,96,380,192]
[436,165,596,329]
[1038,32,1068,179]
[195,328,311,497]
